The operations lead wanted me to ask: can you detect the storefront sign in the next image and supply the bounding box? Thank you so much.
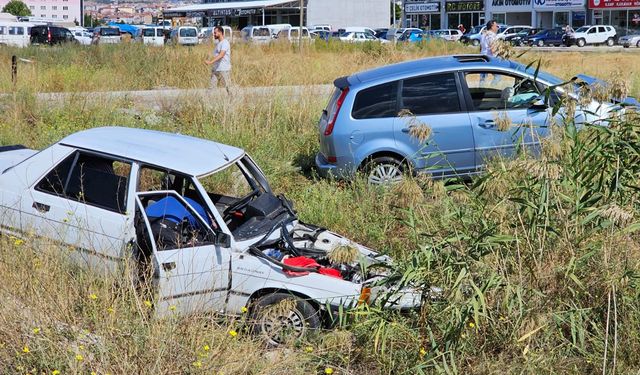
[491,0,532,6]
[164,7,263,18]
[405,2,441,13]
[446,1,485,12]
[589,0,640,8]
[533,0,585,8]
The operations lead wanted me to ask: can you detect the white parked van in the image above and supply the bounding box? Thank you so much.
[240,25,271,43]
[198,25,233,44]
[275,26,311,42]
[342,27,376,37]
[0,21,33,47]
[169,26,198,46]
[266,23,292,38]
[141,26,166,46]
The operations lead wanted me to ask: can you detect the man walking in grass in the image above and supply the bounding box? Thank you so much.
[205,26,232,94]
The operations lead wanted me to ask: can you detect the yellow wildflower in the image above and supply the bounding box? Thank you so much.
[52,371,60,375]
[75,354,83,361]
[325,368,334,374]
[22,345,30,353]
[32,328,40,334]
[419,347,427,357]
[469,322,476,329]
[241,306,248,313]
[228,330,238,337]
[14,238,24,246]
[89,294,98,300]
[192,361,202,369]
[144,300,153,308]
[169,305,177,311]
[203,344,210,351]
[91,372,97,375]
[106,307,115,314]
[304,346,313,353]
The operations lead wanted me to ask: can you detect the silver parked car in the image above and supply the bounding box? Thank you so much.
[619,34,640,48]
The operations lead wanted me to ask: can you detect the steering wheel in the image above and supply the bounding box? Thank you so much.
[223,188,260,217]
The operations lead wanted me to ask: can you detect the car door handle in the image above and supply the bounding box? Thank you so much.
[401,127,411,133]
[32,202,50,213]
[479,120,496,129]
[162,262,176,272]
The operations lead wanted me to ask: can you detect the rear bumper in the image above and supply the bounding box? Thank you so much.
[315,153,337,178]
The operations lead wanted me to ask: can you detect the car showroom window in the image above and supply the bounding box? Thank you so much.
[37,152,131,213]
[400,73,461,116]
[352,81,398,119]
[465,72,540,111]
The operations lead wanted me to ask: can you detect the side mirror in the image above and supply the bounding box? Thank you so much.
[529,97,548,111]
[214,231,231,248]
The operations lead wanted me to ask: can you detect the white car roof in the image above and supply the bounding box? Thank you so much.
[60,127,244,177]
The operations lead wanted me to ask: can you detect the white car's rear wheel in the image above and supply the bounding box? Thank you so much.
[607,37,615,47]
[636,40,640,48]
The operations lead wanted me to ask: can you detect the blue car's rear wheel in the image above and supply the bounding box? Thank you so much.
[365,156,405,185]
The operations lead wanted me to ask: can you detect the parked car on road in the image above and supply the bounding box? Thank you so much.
[563,25,617,47]
[504,27,542,46]
[497,25,532,39]
[198,26,233,44]
[0,127,421,345]
[432,29,463,41]
[91,26,122,45]
[275,26,311,42]
[69,27,92,45]
[340,31,388,43]
[460,24,507,46]
[30,25,75,46]
[523,28,565,47]
[315,54,636,184]
[140,26,167,46]
[619,33,640,48]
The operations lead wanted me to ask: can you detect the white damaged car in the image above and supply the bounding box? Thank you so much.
[0,127,421,344]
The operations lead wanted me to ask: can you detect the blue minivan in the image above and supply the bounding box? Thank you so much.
[315,54,624,184]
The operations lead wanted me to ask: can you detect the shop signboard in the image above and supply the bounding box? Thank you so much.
[445,1,485,12]
[589,0,640,8]
[490,0,532,11]
[405,1,441,13]
[533,0,585,8]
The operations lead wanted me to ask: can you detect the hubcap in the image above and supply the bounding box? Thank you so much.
[260,308,305,345]
[368,163,403,185]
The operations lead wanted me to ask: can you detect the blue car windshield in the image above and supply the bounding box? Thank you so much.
[511,60,565,86]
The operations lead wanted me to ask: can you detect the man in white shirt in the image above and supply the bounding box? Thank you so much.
[480,20,500,85]
[205,26,232,94]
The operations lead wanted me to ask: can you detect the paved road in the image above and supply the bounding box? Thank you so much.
[32,84,334,110]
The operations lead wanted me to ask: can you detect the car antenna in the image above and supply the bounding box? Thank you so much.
[214,142,230,162]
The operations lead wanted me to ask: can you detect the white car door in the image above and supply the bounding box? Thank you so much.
[22,150,135,272]
[135,191,231,316]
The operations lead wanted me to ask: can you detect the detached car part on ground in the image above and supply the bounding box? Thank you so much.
[0,127,421,345]
[315,54,638,185]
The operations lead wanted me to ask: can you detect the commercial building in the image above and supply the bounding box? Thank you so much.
[0,0,82,25]
[163,0,390,29]
[590,0,640,33]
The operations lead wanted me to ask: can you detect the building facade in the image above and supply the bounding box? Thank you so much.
[165,0,390,29]
[590,0,640,33]
[0,0,82,25]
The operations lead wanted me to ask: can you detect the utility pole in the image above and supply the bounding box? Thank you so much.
[299,0,304,50]
[392,0,396,27]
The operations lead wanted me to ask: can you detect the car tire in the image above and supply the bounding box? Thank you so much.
[537,39,544,47]
[365,156,405,185]
[472,39,480,47]
[250,293,320,347]
[607,37,615,47]
[577,38,586,47]
[637,40,640,48]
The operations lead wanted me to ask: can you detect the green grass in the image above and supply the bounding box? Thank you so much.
[1,43,640,374]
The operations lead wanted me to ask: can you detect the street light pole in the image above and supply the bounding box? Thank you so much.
[299,0,304,48]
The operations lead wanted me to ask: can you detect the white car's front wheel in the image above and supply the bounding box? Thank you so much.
[472,39,480,47]
[250,293,320,347]
[577,38,586,47]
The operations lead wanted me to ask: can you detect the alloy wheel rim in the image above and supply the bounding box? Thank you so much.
[368,164,403,185]
[261,308,305,345]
